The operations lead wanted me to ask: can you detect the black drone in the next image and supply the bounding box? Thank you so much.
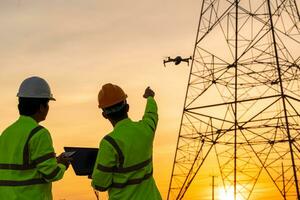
[163,56,192,67]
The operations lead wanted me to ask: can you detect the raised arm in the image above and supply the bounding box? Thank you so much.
[142,87,158,133]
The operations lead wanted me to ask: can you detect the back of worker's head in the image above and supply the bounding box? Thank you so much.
[102,101,129,121]
[98,83,129,121]
[18,98,49,116]
[17,76,55,121]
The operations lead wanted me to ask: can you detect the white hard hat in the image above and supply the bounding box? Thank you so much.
[17,76,56,100]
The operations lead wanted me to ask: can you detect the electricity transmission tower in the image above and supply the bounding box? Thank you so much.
[168,0,300,199]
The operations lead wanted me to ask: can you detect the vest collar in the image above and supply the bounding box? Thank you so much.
[114,118,131,129]
[19,115,38,126]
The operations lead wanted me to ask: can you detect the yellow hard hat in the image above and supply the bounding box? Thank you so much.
[98,83,127,109]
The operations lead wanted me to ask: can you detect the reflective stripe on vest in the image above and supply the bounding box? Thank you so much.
[0,179,47,186]
[0,126,55,186]
[94,170,153,191]
[23,126,45,166]
[103,135,124,167]
[41,166,61,180]
[97,156,152,173]
[0,152,56,170]
[96,135,153,189]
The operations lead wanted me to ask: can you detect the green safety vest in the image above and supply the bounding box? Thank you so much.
[92,97,162,200]
[0,116,66,200]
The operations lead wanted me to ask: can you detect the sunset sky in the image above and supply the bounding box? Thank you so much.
[0,0,200,199]
[1,1,298,200]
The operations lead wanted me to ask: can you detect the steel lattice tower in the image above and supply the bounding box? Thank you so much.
[168,0,300,199]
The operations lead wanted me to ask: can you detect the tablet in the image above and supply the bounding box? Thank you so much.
[64,147,98,176]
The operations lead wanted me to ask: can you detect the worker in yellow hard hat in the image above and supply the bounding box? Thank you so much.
[0,76,70,200]
[91,83,162,200]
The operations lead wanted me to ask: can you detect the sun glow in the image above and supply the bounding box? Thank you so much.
[218,187,242,200]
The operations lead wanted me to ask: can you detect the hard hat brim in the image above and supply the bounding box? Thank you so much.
[98,95,127,109]
[17,94,56,101]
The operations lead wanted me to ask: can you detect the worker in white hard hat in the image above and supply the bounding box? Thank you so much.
[0,76,70,200]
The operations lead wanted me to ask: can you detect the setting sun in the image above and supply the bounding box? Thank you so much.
[219,187,242,200]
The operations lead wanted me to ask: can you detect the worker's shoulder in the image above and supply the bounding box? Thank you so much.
[36,125,50,133]
[98,132,116,150]
[101,131,117,142]
[4,116,47,133]
[34,125,50,135]
[6,117,25,129]
[99,129,114,141]
[1,118,27,136]
[28,125,52,141]
[27,127,53,147]
[1,121,17,134]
